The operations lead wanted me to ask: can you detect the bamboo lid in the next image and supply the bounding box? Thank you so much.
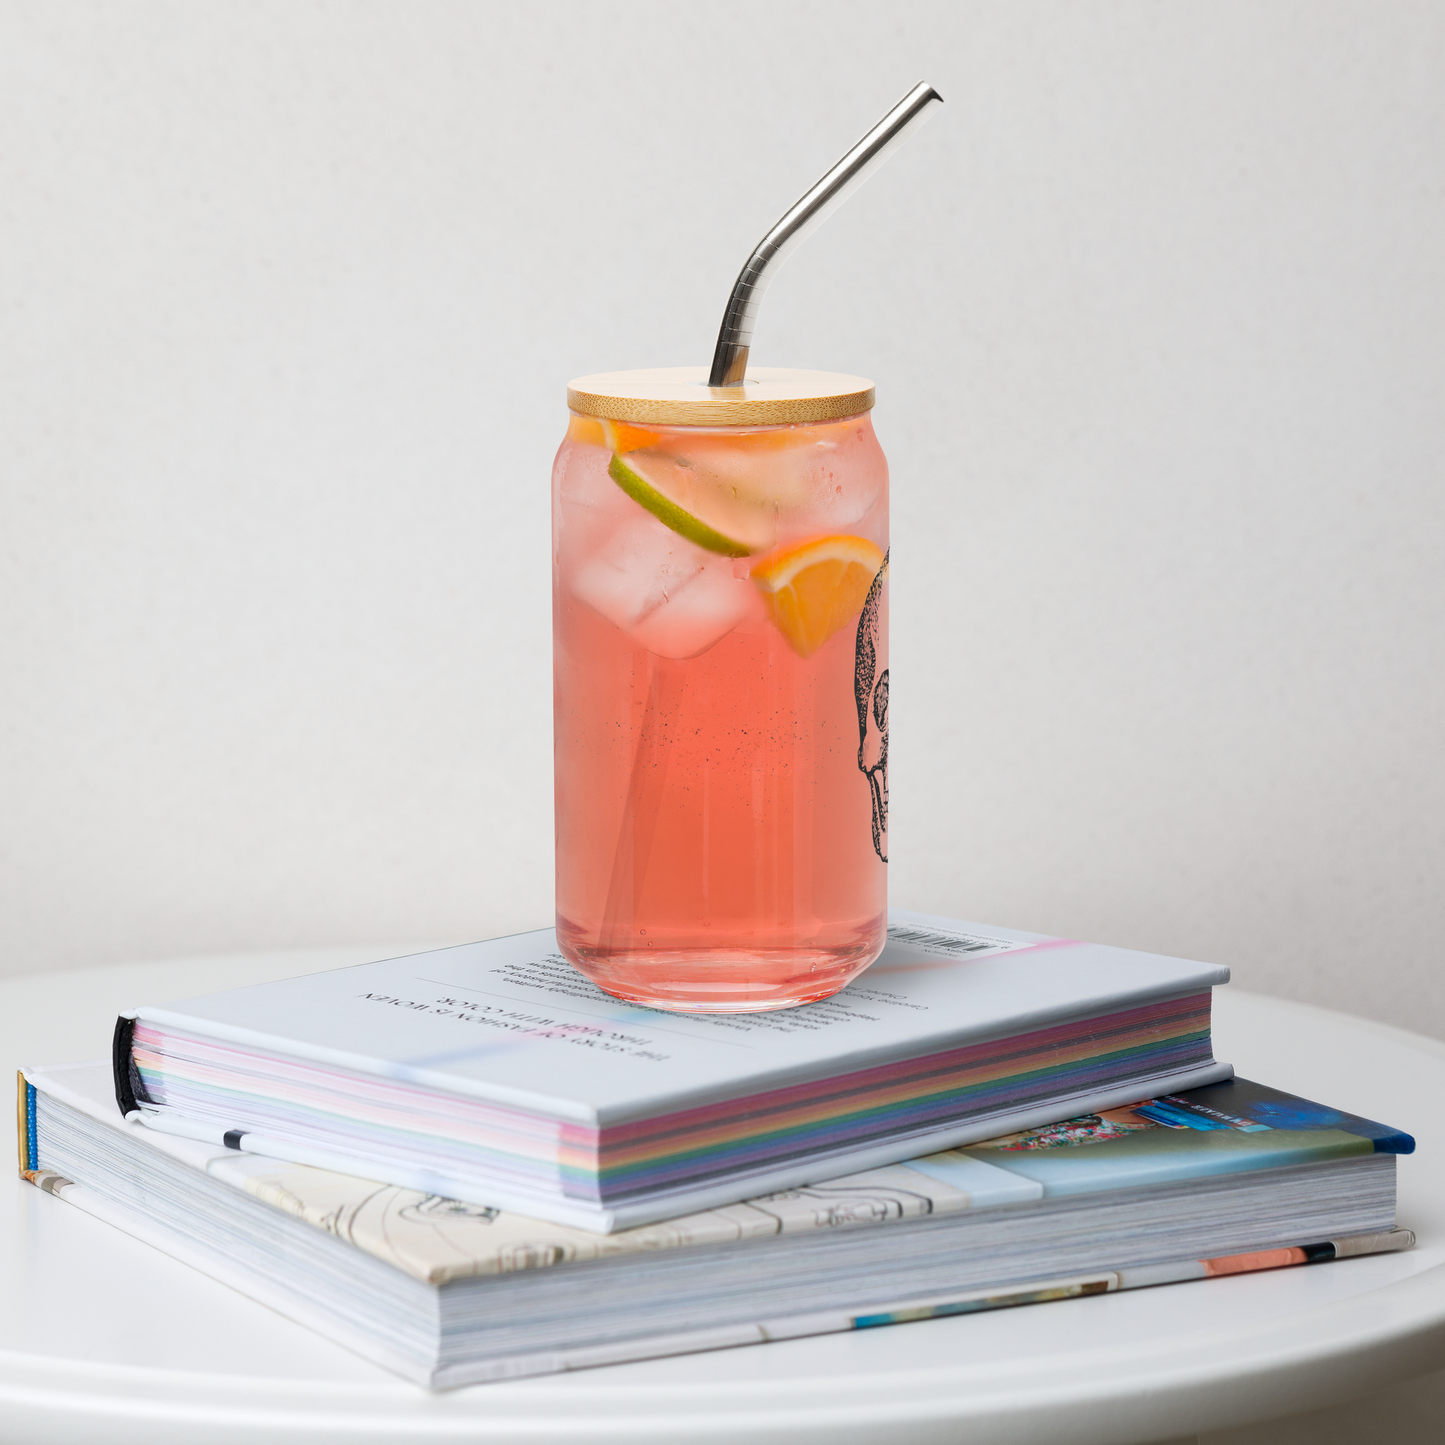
[566,367,874,427]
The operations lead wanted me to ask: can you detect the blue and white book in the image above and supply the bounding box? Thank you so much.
[20,1059,1414,1388]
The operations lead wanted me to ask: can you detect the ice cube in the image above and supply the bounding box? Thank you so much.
[629,555,765,660]
[570,513,763,660]
[569,513,706,634]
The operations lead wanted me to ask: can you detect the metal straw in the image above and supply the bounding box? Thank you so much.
[707,81,944,388]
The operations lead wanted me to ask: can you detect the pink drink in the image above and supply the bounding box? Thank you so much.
[552,370,888,1011]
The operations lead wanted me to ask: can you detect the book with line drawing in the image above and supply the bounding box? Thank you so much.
[21,1059,1413,1388]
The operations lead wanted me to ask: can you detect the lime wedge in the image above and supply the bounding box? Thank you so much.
[608,453,752,558]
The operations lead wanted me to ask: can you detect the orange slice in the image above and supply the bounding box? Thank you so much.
[567,415,658,452]
[688,416,859,454]
[751,535,886,657]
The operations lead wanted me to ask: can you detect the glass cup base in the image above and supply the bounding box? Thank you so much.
[556,931,885,1013]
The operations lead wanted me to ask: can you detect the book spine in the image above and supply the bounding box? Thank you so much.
[112,1014,142,1115]
[15,1071,35,1172]
[15,1071,71,1193]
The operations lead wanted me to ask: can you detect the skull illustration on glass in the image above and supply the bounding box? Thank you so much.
[854,552,889,863]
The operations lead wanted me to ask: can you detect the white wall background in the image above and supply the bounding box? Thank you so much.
[2,1,1442,1034]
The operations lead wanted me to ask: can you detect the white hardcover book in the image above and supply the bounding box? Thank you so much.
[114,909,1232,1230]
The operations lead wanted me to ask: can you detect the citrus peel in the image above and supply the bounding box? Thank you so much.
[607,453,753,559]
[568,415,659,452]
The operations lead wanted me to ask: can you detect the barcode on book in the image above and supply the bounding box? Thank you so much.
[885,926,1027,959]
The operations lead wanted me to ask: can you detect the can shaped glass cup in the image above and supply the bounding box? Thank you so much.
[553,368,888,1012]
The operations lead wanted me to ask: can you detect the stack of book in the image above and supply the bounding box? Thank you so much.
[19,910,1415,1387]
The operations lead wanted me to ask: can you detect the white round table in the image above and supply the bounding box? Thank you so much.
[3,948,1443,1445]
